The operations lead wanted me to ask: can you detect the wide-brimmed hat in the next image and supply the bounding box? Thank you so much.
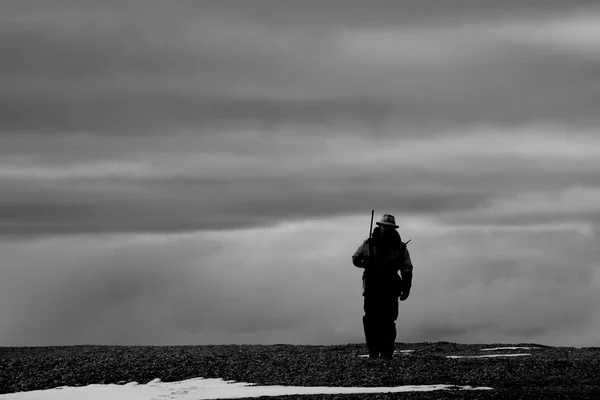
[376,214,399,229]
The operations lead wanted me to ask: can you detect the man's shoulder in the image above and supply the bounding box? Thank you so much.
[353,239,369,255]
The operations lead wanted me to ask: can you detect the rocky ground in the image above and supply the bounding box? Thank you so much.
[1,342,599,399]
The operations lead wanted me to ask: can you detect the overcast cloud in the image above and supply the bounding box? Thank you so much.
[1,1,599,347]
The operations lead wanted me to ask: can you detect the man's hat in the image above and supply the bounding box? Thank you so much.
[376,214,399,229]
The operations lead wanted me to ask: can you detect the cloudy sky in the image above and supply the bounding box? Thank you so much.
[1,0,600,347]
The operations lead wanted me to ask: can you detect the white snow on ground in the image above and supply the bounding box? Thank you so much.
[358,349,414,357]
[481,347,540,351]
[0,378,493,400]
[447,354,531,358]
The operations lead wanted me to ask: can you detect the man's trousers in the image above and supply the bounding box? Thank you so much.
[363,295,399,357]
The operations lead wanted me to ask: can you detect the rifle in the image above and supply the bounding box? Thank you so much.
[368,209,374,240]
[362,210,375,289]
[366,209,375,262]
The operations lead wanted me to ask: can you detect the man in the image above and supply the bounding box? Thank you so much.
[352,214,413,359]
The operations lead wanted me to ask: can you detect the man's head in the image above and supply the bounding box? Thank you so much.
[375,214,398,230]
[375,214,398,239]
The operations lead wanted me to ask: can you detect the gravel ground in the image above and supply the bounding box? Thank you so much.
[1,342,599,399]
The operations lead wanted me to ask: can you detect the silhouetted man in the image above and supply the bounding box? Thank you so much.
[352,214,413,359]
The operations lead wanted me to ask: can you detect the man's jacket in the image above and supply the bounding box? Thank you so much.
[352,227,413,296]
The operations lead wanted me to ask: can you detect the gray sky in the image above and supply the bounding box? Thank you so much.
[1,0,599,347]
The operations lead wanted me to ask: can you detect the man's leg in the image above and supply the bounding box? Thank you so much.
[363,296,383,357]
[380,297,399,359]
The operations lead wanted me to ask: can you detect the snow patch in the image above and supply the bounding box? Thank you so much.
[481,347,540,351]
[0,377,493,400]
[358,349,414,357]
[447,353,531,358]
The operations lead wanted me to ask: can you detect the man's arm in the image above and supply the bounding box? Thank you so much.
[352,240,370,268]
[399,247,413,301]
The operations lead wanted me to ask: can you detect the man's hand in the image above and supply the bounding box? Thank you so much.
[353,256,369,268]
[359,258,372,269]
[400,287,410,301]
[400,271,412,301]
